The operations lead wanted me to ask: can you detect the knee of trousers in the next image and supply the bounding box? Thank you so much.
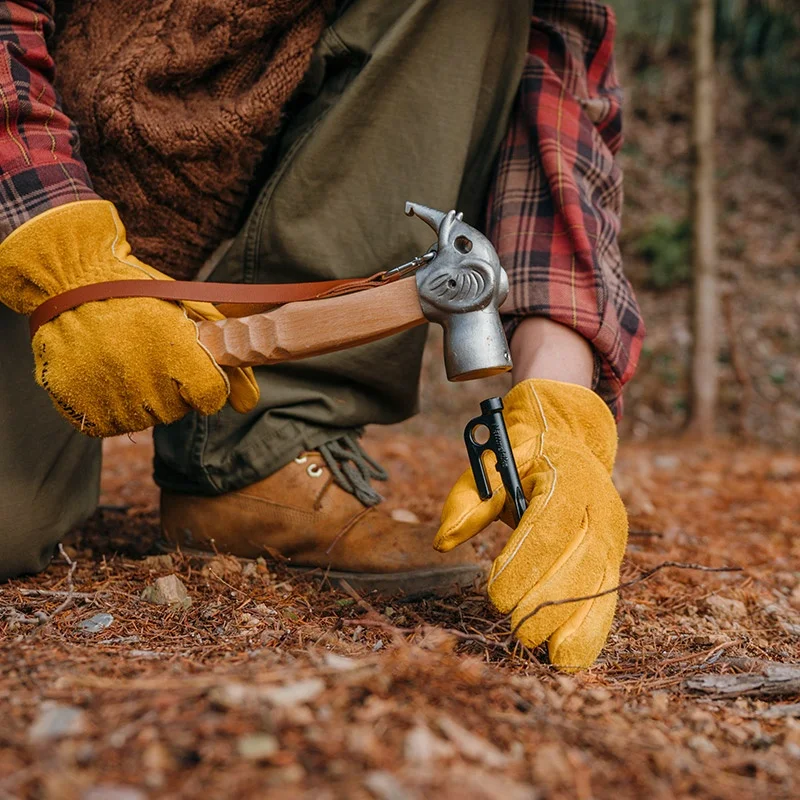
[0,484,100,583]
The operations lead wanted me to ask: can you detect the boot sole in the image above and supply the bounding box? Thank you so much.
[157,540,483,599]
[288,563,485,600]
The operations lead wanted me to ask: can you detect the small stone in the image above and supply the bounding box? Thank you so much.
[263,678,325,708]
[705,595,747,620]
[237,733,279,761]
[555,675,578,695]
[390,508,420,524]
[140,575,192,609]
[201,555,243,581]
[77,613,114,633]
[29,703,85,742]
[140,554,174,571]
[346,725,383,761]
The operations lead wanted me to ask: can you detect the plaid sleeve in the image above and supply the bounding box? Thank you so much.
[486,0,644,419]
[0,1,98,242]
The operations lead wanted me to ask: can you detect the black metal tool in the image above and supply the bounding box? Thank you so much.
[464,397,528,525]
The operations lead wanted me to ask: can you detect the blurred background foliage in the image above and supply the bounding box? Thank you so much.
[600,0,800,443]
[610,0,798,291]
[631,214,692,289]
[609,0,799,123]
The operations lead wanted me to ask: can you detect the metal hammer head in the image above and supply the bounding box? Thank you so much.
[405,202,512,381]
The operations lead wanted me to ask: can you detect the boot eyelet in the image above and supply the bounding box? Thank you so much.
[307,464,323,478]
[294,455,308,465]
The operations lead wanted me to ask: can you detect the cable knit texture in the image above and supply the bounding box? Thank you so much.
[53,0,332,279]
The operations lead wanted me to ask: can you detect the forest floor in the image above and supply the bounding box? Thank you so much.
[1,399,798,799]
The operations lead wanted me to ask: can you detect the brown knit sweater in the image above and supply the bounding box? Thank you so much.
[53,1,332,280]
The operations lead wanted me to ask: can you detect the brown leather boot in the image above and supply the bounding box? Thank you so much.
[160,450,484,597]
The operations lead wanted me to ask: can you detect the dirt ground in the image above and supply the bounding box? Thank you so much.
[1,372,799,800]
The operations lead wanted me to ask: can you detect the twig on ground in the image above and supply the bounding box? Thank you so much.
[49,543,78,618]
[15,589,95,599]
[686,660,800,698]
[1,545,78,627]
[510,561,743,640]
[341,616,511,652]
[338,579,382,618]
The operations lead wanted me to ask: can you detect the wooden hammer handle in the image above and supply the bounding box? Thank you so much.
[197,276,426,367]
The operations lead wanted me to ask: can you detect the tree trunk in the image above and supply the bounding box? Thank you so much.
[687,0,719,438]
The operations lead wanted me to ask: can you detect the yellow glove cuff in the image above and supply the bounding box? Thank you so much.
[502,378,619,474]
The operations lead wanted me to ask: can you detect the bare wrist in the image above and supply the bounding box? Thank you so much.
[509,317,594,388]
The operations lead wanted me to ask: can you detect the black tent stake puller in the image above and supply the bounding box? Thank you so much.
[464,397,528,525]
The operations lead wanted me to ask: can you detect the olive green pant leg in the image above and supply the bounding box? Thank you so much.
[0,304,101,581]
[154,0,531,496]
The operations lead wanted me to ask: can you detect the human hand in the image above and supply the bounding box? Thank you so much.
[435,379,628,670]
[0,200,259,436]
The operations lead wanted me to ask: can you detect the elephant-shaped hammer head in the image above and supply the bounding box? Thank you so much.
[405,201,512,381]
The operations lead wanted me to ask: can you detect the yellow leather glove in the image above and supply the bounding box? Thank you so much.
[435,379,628,671]
[0,200,259,437]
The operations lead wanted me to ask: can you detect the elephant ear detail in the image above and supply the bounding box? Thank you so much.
[424,269,489,306]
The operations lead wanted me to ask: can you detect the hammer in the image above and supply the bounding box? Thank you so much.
[197,202,513,382]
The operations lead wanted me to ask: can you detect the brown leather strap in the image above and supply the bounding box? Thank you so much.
[28,271,392,337]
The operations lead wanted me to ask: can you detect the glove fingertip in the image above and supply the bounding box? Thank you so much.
[433,525,469,553]
[547,590,618,672]
[177,371,228,417]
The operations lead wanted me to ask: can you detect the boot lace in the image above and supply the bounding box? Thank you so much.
[317,433,388,507]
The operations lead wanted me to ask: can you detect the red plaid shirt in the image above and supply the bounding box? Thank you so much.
[0,0,643,417]
[489,0,642,417]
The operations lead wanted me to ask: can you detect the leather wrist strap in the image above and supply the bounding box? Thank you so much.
[29,270,393,338]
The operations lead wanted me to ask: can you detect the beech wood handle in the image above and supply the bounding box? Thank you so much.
[197,277,426,367]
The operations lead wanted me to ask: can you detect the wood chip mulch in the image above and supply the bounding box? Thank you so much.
[1,430,798,799]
